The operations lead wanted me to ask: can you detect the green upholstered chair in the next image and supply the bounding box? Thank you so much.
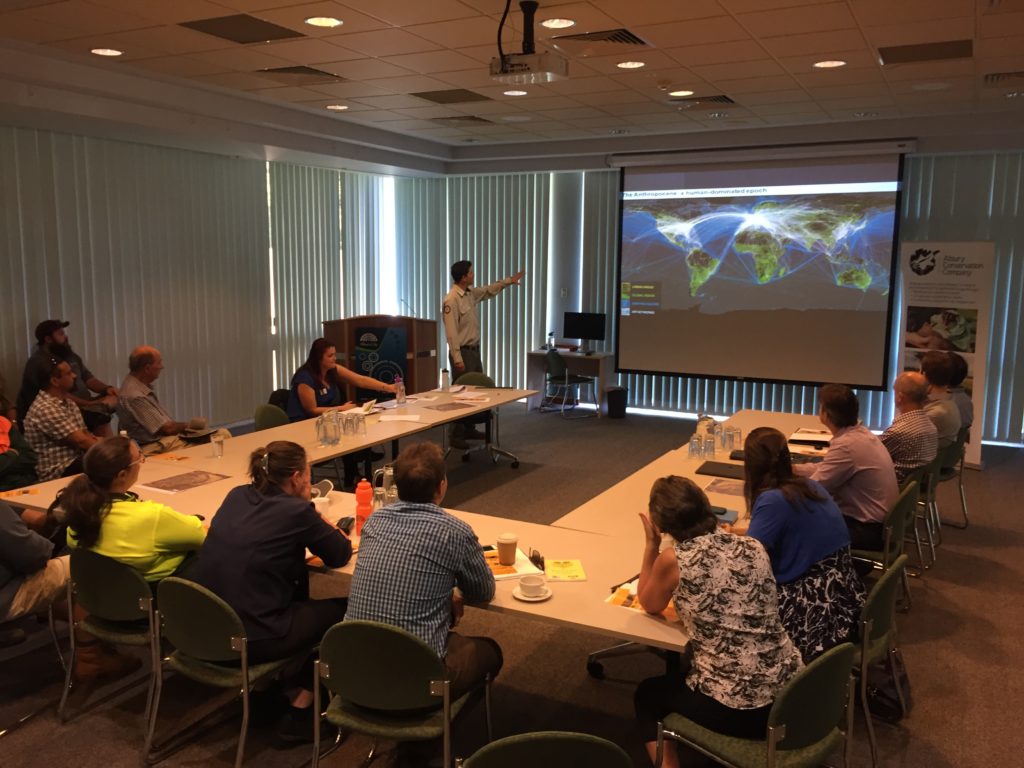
[914,452,945,567]
[655,642,856,768]
[312,620,493,768]
[457,731,631,768]
[851,480,917,609]
[449,373,519,468]
[936,426,970,529]
[854,555,910,768]
[146,577,299,768]
[542,349,597,419]
[58,548,157,725]
[254,403,288,431]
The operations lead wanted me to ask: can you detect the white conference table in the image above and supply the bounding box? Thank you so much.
[2,386,534,516]
[552,409,824,542]
[313,495,690,654]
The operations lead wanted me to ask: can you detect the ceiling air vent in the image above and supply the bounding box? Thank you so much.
[258,66,343,85]
[551,28,650,58]
[180,14,304,44]
[431,116,494,126]
[414,89,490,105]
[669,94,736,110]
[878,39,972,66]
[983,70,1024,86]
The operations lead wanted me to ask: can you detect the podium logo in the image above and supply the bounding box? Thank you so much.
[358,332,381,346]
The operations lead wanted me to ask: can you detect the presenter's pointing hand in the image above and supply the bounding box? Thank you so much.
[510,269,525,285]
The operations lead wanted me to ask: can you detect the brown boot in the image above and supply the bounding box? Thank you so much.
[73,641,142,683]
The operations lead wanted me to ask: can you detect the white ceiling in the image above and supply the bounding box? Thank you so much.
[2,0,1024,149]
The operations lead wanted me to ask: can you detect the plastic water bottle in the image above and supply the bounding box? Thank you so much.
[440,368,450,391]
[355,479,373,536]
[395,375,406,405]
[547,331,555,350]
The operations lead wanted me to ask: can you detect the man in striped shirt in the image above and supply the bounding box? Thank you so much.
[117,346,227,454]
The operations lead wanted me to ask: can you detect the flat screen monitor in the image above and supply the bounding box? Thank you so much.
[616,151,902,390]
[564,312,606,344]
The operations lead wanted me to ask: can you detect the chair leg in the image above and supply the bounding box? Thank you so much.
[47,604,67,674]
[57,582,76,724]
[654,722,665,768]
[888,648,908,718]
[142,661,165,766]
[484,674,493,742]
[859,656,879,768]
[844,675,855,768]
[235,663,250,768]
[898,568,913,613]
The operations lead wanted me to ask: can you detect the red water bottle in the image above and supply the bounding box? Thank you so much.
[355,478,373,536]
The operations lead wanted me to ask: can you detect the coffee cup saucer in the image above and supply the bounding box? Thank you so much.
[512,585,552,603]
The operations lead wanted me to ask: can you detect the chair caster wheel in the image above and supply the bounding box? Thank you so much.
[511,461,520,469]
[586,661,605,679]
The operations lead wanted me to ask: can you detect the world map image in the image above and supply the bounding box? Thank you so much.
[623,194,895,303]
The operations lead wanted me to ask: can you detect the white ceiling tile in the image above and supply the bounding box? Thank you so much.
[325,27,441,57]
[340,0,476,26]
[881,59,976,82]
[574,50,699,75]
[633,16,751,48]
[86,0,233,25]
[737,89,814,106]
[714,74,802,94]
[129,54,230,77]
[591,0,727,25]
[777,50,879,74]
[192,47,296,71]
[255,3,389,35]
[248,85,334,101]
[795,68,887,88]
[664,40,768,67]
[977,11,1024,39]
[381,49,482,74]
[323,58,414,79]
[354,93,438,109]
[432,68,507,89]
[197,70,284,89]
[543,75,630,95]
[759,29,867,57]
[851,0,974,26]
[691,60,785,83]
[257,38,356,65]
[406,16,499,48]
[23,0,155,35]
[804,82,892,99]
[538,105,606,120]
[719,0,822,12]
[976,36,1024,58]
[749,101,828,116]
[360,74,454,93]
[309,80,391,98]
[737,2,857,38]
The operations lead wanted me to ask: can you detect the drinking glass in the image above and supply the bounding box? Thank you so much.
[703,436,717,459]
[688,435,703,459]
[211,433,225,458]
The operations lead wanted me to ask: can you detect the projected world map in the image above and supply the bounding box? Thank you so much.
[624,195,894,300]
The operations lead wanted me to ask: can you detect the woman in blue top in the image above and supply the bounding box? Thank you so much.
[286,338,395,422]
[742,427,865,661]
[286,338,395,489]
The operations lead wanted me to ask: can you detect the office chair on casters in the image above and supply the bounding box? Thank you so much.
[541,349,597,418]
[447,373,519,469]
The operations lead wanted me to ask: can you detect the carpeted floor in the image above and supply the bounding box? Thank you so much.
[1,406,1021,767]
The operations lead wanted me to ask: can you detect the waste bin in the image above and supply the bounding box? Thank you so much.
[606,386,627,419]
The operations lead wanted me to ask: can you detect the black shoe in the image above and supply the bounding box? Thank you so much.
[274,706,316,746]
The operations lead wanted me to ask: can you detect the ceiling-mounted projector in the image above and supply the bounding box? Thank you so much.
[490,1,568,84]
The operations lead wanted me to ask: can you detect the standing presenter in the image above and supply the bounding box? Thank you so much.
[442,261,524,447]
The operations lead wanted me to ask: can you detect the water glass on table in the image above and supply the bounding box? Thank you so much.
[703,436,717,459]
[211,433,225,458]
[689,434,703,459]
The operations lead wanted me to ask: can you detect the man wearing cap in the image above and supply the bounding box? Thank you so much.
[117,345,229,454]
[16,320,118,437]
[23,359,99,480]
[442,261,524,447]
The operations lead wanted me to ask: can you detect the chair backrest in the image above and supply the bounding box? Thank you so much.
[766,642,856,750]
[462,731,631,768]
[70,548,153,622]
[883,481,917,566]
[157,577,246,662]
[254,403,289,431]
[544,349,567,378]
[267,388,290,411]
[858,554,908,653]
[454,372,495,388]
[319,621,447,711]
[939,427,967,472]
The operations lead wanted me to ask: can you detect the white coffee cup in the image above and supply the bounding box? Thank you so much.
[312,496,330,516]
[519,574,547,597]
[496,533,518,566]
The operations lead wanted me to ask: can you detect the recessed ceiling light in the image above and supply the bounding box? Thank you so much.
[503,89,528,97]
[541,18,575,29]
[500,115,531,122]
[1007,91,1021,98]
[813,60,847,69]
[325,104,348,111]
[668,89,695,97]
[911,82,949,91]
[304,17,342,28]
[617,61,646,70]
[610,128,628,135]
[91,48,122,57]
[853,111,879,118]
[707,112,728,119]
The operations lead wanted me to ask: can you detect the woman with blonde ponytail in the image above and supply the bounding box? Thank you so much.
[61,436,205,580]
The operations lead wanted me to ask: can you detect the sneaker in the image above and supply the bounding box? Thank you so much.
[73,643,142,683]
[274,706,316,746]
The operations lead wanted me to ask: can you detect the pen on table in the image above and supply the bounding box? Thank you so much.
[610,572,640,593]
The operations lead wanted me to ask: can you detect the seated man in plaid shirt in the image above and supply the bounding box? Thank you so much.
[881,371,938,485]
[345,441,502,700]
[23,359,99,481]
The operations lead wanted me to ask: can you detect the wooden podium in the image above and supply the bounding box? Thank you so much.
[323,315,438,397]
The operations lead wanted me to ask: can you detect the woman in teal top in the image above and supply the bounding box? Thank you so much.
[61,437,205,580]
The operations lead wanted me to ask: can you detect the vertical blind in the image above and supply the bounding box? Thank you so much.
[0,126,271,425]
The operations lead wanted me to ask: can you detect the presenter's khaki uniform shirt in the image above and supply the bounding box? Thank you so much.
[442,278,515,367]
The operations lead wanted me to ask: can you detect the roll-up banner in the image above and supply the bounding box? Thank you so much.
[899,242,994,467]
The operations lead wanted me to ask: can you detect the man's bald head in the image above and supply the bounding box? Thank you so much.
[129,346,164,383]
[893,371,928,411]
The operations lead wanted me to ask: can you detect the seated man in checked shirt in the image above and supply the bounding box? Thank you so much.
[345,441,502,700]
[881,371,938,485]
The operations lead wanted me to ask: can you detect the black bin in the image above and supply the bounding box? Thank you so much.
[606,386,627,419]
